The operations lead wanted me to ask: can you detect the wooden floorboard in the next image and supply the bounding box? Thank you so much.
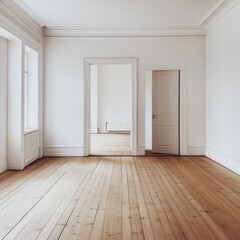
[0,156,240,239]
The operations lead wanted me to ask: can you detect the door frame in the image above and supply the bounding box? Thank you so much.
[152,70,179,154]
[145,65,188,155]
[83,58,138,156]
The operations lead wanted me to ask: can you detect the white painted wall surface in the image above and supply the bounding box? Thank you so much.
[206,7,240,174]
[98,64,131,133]
[44,36,206,155]
[0,37,8,173]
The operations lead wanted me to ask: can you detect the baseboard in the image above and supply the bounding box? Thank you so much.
[137,147,146,156]
[7,164,24,170]
[0,160,7,174]
[136,146,205,156]
[206,146,240,175]
[145,139,152,150]
[187,146,206,155]
[44,146,84,157]
[24,155,39,167]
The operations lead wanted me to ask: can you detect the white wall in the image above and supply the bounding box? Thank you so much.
[97,64,131,133]
[0,37,8,173]
[206,7,240,174]
[44,36,206,155]
[91,64,132,134]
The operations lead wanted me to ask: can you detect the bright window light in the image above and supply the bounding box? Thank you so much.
[24,46,38,131]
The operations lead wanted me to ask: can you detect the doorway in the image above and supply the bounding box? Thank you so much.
[90,64,131,155]
[145,69,184,155]
[83,58,137,156]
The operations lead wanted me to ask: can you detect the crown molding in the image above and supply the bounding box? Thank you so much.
[0,0,43,43]
[14,0,44,26]
[200,0,240,31]
[43,26,206,38]
[199,0,229,26]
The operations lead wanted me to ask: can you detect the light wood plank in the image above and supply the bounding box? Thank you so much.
[126,157,144,240]
[130,158,156,240]
[101,157,122,240]
[121,157,132,240]
[0,156,240,240]
[89,157,114,240]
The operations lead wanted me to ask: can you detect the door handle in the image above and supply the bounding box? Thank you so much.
[152,114,157,120]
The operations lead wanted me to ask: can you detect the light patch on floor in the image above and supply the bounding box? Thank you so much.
[90,133,131,155]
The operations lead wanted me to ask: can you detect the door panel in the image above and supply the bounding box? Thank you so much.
[152,70,179,154]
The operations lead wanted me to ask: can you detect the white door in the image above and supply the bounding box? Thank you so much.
[152,70,179,154]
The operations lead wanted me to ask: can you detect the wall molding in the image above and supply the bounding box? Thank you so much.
[0,161,7,174]
[43,26,206,38]
[187,146,205,155]
[44,146,84,157]
[206,146,240,175]
[44,146,145,156]
[14,0,44,26]
[0,0,43,43]
[199,0,229,26]
[200,0,240,31]
[24,155,39,167]
[8,163,24,170]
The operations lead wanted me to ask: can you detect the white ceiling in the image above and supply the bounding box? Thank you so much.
[14,0,219,29]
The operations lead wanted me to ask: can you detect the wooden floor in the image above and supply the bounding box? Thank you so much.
[91,133,131,155]
[0,156,240,240]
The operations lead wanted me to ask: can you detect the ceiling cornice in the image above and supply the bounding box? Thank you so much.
[200,0,240,31]
[43,26,206,38]
[199,0,229,26]
[15,0,235,38]
[14,0,43,26]
[0,0,43,42]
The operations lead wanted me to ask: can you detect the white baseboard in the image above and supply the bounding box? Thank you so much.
[187,146,206,155]
[24,155,40,167]
[44,146,84,157]
[136,146,205,156]
[0,160,7,174]
[7,164,24,170]
[206,146,240,175]
[145,138,152,150]
[137,147,146,156]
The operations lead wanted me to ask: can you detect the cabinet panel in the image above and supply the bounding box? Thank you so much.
[24,131,39,165]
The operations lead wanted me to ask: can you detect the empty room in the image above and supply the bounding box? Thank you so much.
[0,0,240,239]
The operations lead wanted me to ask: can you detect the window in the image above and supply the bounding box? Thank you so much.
[24,52,29,129]
[24,46,38,131]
